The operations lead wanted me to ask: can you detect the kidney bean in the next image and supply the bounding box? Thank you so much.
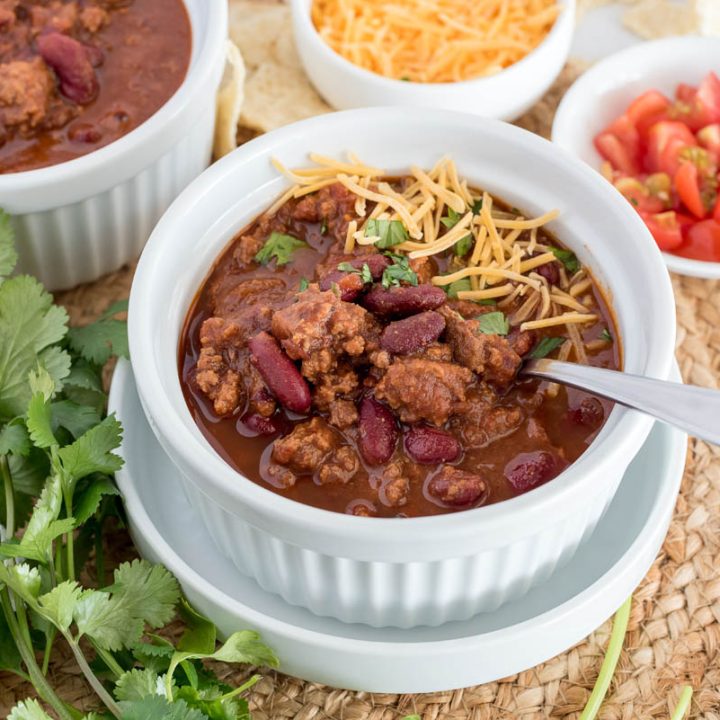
[426,466,487,507]
[504,451,564,492]
[248,331,311,413]
[405,426,461,464]
[37,32,98,104]
[238,413,280,437]
[358,397,398,465]
[83,43,104,68]
[319,270,364,301]
[349,254,390,279]
[534,258,560,286]
[569,397,605,429]
[68,123,102,144]
[380,310,446,355]
[361,284,446,318]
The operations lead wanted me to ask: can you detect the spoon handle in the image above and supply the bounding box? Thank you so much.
[523,358,720,445]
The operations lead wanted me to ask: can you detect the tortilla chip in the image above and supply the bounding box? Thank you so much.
[229,1,291,71]
[240,62,331,132]
[214,41,246,159]
[622,0,699,39]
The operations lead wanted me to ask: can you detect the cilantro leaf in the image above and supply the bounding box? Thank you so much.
[0,275,69,420]
[0,609,22,673]
[365,219,408,249]
[211,632,279,666]
[37,581,83,632]
[67,308,129,366]
[57,414,123,482]
[0,209,17,280]
[600,328,613,343]
[131,640,175,674]
[478,311,509,336]
[75,560,179,650]
[471,198,484,214]
[320,218,328,235]
[454,235,473,257]
[530,336,566,359]
[550,247,580,274]
[298,278,309,292]
[254,232,306,267]
[114,668,165,702]
[62,360,106,411]
[0,419,31,456]
[118,697,207,720]
[6,699,53,720]
[37,346,72,393]
[444,277,471,298]
[27,393,57,449]
[177,599,216,655]
[381,256,418,289]
[51,400,102,439]
[440,208,462,229]
[175,686,251,720]
[73,475,119,525]
[337,262,372,284]
[0,563,42,605]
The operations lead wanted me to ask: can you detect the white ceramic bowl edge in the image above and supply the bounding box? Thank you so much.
[129,107,676,627]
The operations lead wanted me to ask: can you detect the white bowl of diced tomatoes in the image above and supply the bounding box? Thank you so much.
[552,36,720,279]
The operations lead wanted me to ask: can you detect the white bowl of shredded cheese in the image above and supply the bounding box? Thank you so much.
[289,0,576,121]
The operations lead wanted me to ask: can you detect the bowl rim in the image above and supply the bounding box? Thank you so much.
[289,0,575,91]
[551,34,720,280]
[0,0,228,199]
[129,107,676,549]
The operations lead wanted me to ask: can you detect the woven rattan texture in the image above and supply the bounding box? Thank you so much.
[2,63,720,720]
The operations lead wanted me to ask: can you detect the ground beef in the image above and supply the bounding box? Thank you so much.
[0,59,54,131]
[409,256,437,285]
[327,399,358,429]
[79,5,108,32]
[272,417,338,473]
[271,288,379,381]
[30,2,79,34]
[456,400,524,448]
[441,307,522,388]
[195,318,246,417]
[244,362,276,418]
[509,329,536,357]
[379,459,421,507]
[375,358,472,426]
[317,445,360,485]
[313,364,359,410]
[291,182,358,243]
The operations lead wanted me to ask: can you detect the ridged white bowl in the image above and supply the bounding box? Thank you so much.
[0,0,227,291]
[289,0,575,121]
[129,108,676,628]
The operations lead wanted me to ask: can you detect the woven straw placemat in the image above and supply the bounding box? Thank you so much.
[2,62,720,720]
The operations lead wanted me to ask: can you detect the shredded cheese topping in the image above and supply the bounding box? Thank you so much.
[311,0,561,84]
[270,154,606,362]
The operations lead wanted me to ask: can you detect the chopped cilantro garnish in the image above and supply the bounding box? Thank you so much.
[400,75,411,82]
[320,217,328,235]
[254,232,307,266]
[337,262,373,284]
[600,328,613,343]
[530,336,566,359]
[365,219,408,249]
[478,311,509,336]
[440,208,462,229]
[299,278,309,291]
[445,277,471,298]
[381,256,418,289]
[550,247,580,274]
[471,198,484,214]
[454,235,473,257]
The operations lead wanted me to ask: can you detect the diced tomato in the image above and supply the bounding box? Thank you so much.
[675,162,708,218]
[674,72,720,132]
[595,132,639,174]
[646,121,697,174]
[676,83,697,104]
[606,114,640,157]
[641,211,685,251]
[675,219,720,261]
[626,90,671,135]
[614,177,665,213]
[697,124,720,155]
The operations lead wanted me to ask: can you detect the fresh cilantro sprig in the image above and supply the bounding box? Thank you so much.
[478,311,509,336]
[381,255,418,289]
[338,261,373,284]
[550,247,580,274]
[254,232,307,266]
[530,336,566,359]
[0,214,277,720]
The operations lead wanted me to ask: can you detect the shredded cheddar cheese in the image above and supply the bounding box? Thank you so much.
[311,0,561,84]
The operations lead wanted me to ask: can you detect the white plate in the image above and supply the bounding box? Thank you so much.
[110,359,687,693]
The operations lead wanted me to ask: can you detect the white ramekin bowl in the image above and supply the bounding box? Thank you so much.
[289,0,575,121]
[552,36,720,280]
[129,107,676,629]
[0,0,228,291]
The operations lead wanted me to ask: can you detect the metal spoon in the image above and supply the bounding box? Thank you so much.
[522,358,720,446]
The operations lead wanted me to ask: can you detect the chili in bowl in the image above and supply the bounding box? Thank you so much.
[129,108,676,628]
[0,0,228,290]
